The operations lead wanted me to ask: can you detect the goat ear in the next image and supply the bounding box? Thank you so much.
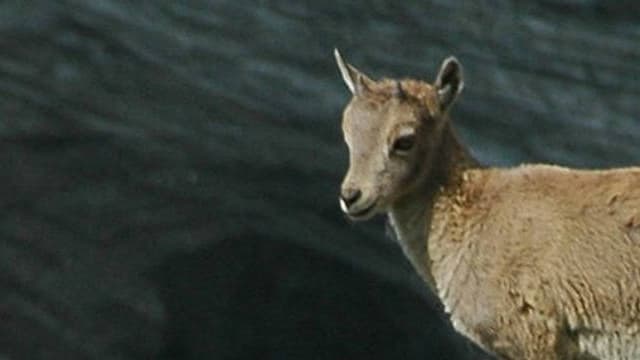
[434,56,464,111]
[334,48,373,96]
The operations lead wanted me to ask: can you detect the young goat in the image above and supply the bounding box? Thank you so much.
[334,49,640,360]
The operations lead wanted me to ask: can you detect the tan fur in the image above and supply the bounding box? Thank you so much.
[335,50,640,359]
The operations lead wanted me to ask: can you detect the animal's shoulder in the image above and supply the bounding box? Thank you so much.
[470,164,640,203]
[450,164,640,246]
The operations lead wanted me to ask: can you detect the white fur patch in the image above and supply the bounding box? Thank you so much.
[339,198,349,213]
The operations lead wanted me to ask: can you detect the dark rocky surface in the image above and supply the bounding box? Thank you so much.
[1,1,639,359]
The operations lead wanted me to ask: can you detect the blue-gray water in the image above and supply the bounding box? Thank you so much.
[1,1,639,359]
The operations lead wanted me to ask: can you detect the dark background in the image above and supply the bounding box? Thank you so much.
[1,1,639,359]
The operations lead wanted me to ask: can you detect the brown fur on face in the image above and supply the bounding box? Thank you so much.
[336,49,462,220]
[340,80,444,218]
[334,49,640,359]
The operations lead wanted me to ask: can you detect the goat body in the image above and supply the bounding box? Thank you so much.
[334,49,640,359]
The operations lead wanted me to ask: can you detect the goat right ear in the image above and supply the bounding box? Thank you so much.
[334,48,373,96]
[434,56,464,112]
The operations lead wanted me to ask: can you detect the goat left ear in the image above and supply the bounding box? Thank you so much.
[434,56,464,112]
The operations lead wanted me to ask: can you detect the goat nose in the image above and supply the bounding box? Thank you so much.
[340,188,362,208]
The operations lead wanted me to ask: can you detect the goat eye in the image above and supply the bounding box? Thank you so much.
[391,135,415,153]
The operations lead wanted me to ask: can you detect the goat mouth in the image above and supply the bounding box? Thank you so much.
[347,201,378,220]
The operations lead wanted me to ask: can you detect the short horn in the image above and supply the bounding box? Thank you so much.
[333,48,372,96]
[392,81,406,100]
[334,48,356,94]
